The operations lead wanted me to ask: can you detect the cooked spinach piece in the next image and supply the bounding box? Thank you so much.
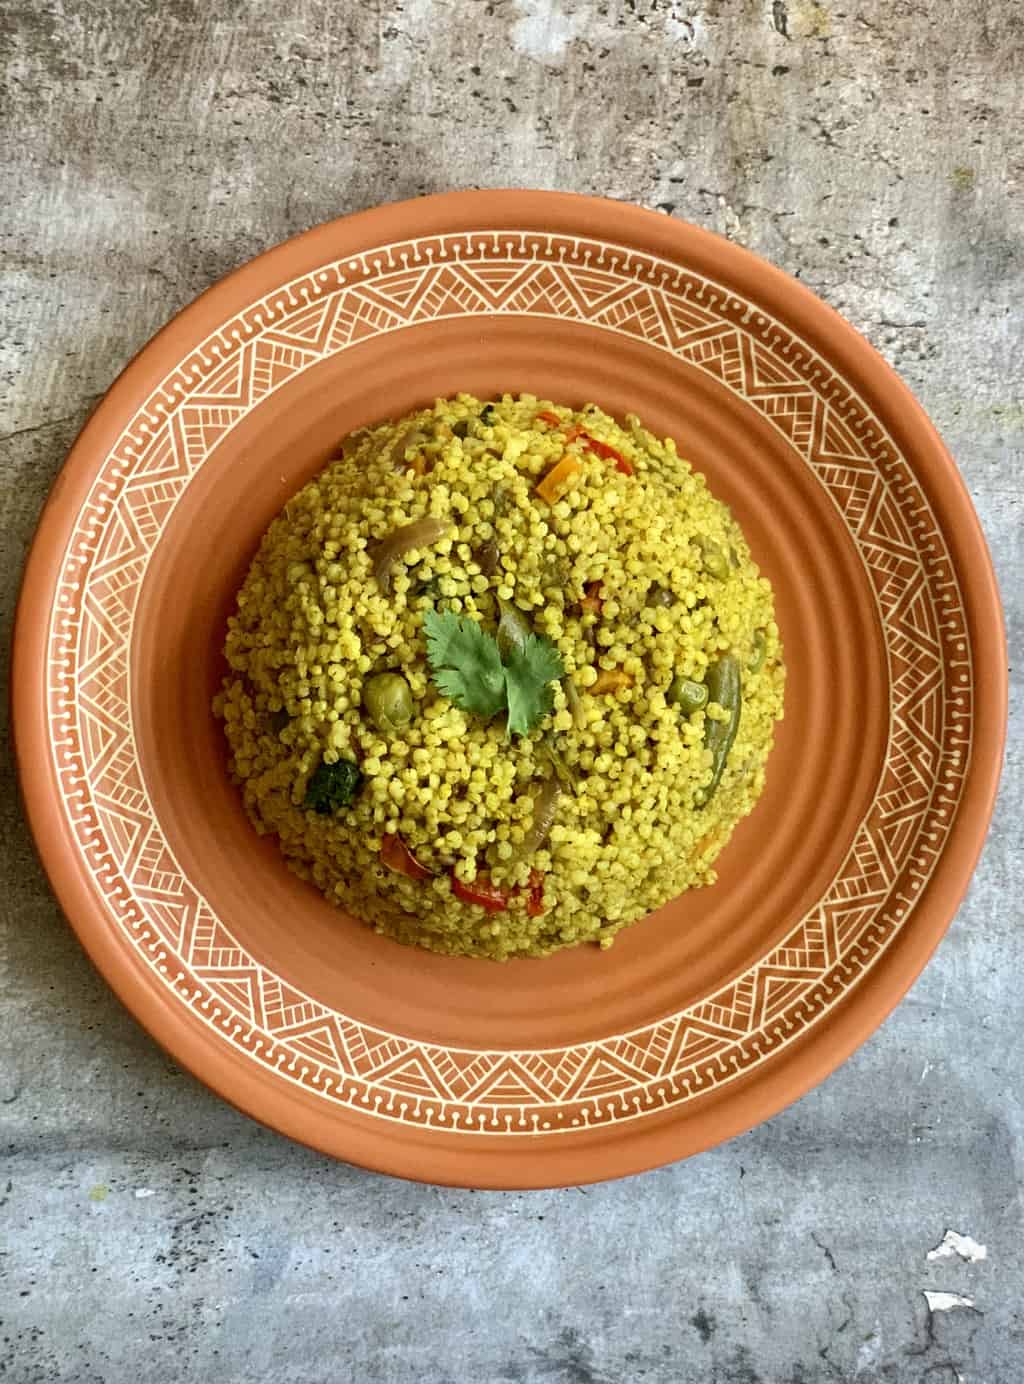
[303,757,364,814]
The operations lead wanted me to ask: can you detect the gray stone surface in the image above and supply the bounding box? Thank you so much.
[2,1,1022,1380]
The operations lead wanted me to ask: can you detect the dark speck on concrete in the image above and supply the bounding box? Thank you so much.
[724,1345,764,1384]
[513,1328,609,1384]
[691,1308,716,1343]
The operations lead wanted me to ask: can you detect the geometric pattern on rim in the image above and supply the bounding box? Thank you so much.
[48,232,972,1135]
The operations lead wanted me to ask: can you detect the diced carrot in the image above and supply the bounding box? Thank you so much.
[536,409,563,427]
[380,833,433,881]
[535,454,583,505]
[580,581,604,614]
[589,668,634,695]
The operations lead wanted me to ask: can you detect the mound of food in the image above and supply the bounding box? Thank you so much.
[215,394,785,959]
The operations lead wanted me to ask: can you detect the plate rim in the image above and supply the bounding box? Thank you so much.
[12,189,1007,1187]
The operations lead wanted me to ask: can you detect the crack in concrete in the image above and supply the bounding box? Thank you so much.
[0,396,103,446]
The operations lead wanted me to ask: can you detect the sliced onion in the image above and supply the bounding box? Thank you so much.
[517,775,562,859]
[497,597,532,657]
[370,518,448,593]
[385,427,428,470]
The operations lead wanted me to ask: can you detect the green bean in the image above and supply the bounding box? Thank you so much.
[563,675,584,727]
[666,675,708,716]
[748,629,767,674]
[541,734,579,794]
[698,654,741,809]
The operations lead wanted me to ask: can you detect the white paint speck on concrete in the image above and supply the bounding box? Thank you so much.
[923,1290,976,1312]
[927,1229,987,1263]
[510,0,582,63]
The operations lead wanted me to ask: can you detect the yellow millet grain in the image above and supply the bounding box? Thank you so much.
[215,394,785,959]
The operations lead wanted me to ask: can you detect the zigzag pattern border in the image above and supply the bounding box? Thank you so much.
[46,232,972,1135]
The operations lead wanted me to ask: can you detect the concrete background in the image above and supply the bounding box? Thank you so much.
[2,1,1021,1380]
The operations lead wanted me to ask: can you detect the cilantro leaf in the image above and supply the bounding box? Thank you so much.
[422,609,565,735]
[503,634,565,737]
[423,608,507,720]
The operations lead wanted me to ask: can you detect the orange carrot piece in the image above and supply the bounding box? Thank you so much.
[535,454,582,505]
[589,668,634,695]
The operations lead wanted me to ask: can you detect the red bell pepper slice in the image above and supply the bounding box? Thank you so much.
[451,868,548,917]
[451,872,513,913]
[525,869,546,918]
[581,434,634,475]
[539,417,633,474]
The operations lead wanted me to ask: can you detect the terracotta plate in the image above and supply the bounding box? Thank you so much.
[13,192,1006,1187]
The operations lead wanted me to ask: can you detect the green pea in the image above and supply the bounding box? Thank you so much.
[363,672,414,734]
[666,676,708,716]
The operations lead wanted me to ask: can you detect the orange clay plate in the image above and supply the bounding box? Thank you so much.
[13,192,1006,1187]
